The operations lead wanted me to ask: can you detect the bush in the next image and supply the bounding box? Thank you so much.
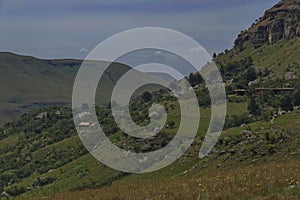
[5,186,26,196]
[248,96,261,116]
[224,113,253,129]
[167,121,175,129]
[280,96,293,111]
[32,177,56,187]
[266,144,276,154]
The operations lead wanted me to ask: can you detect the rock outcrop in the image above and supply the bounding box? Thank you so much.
[235,0,300,51]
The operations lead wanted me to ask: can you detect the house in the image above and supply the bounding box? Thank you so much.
[78,122,94,128]
[254,88,294,95]
[235,89,249,96]
[235,88,294,96]
[35,112,47,119]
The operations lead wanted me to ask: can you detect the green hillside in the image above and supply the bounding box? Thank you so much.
[0,85,249,199]
[0,0,300,199]
[0,97,299,199]
[216,0,300,89]
[28,110,300,200]
[0,52,131,124]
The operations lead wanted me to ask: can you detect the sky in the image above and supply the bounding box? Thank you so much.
[0,0,279,59]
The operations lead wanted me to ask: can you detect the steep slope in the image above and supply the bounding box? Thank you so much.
[1,104,299,199]
[235,0,300,49]
[0,95,249,198]
[217,0,300,83]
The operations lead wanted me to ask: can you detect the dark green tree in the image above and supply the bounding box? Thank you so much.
[248,96,261,116]
[246,68,257,82]
[213,52,217,59]
[292,89,300,106]
[280,96,293,111]
[167,121,175,129]
[141,92,152,102]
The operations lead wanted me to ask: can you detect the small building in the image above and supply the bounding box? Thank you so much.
[235,89,249,96]
[78,122,94,128]
[235,88,294,96]
[254,88,294,95]
[35,112,47,119]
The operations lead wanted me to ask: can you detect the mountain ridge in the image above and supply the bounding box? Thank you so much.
[234,0,300,50]
[0,52,131,124]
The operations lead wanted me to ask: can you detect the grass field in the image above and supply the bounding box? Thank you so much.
[22,110,300,200]
[1,103,296,200]
[218,38,300,80]
[28,160,300,200]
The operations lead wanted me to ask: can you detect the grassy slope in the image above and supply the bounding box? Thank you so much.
[218,38,300,80]
[0,52,131,124]
[0,101,246,199]
[23,110,300,200]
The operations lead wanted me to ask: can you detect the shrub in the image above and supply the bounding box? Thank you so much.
[5,186,26,196]
[266,144,276,154]
[167,121,175,129]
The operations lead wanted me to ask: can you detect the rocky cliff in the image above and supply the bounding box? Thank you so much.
[235,0,300,50]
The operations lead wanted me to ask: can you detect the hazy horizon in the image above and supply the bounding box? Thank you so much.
[0,0,278,59]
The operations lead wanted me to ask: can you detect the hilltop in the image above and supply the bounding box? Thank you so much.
[235,0,300,49]
[217,0,300,87]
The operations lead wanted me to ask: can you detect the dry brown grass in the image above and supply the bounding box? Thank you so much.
[28,160,300,200]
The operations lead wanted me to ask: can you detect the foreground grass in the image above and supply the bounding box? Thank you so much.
[23,111,300,200]
[27,159,300,200]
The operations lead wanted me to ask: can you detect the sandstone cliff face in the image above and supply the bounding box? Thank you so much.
[235,0,300,50]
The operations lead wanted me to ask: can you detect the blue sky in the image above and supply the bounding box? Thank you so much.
[0,0,279,59]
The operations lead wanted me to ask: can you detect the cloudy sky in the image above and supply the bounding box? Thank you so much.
[0,0,279,59]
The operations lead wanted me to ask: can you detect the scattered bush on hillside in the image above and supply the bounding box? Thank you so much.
[248,96,261,116]
[280,96,294,111]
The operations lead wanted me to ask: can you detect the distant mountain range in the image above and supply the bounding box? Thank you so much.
[0,52,131,123]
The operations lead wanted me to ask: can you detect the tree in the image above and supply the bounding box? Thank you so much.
[280,96,293,111]
[188,72,203,87]
[248,96,261,116]
[246,68,257,82]
[292,89,300,106]
[141,92,152,102]
[213,52,217,59]
[167,121,175,129]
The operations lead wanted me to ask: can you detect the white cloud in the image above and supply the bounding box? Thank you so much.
[154,50,162,55]
[188,47,206,53]
[80,48,88,53]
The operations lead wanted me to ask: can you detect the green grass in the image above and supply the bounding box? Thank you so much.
[218,38,300,80]
[0,52,132,124]
[22,110,300,200]
[0,100,247,199]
